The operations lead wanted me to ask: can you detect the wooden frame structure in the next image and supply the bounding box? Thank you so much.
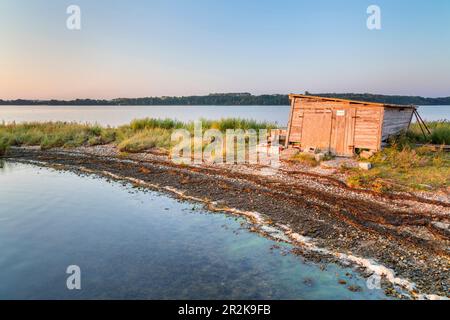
[285,94,416,156]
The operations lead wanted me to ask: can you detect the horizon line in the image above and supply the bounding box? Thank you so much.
[2,92,450,101]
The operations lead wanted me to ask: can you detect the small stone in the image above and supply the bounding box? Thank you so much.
[303,278,314,287]
[359,162,372,170]
[347,285,362,292]
[432,221,450,231]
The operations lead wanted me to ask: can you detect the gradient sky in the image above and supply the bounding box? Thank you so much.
[1,0,449,99]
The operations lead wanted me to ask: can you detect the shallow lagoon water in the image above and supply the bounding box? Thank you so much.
[0,105,448,127]
[0,161,390,300]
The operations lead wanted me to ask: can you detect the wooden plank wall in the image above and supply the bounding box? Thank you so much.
[287,97,396,154]
[353,106,383,151]
[288,99,303,143]
[300,110,333,151]
[329,107,357,156]
[288,97,347,144]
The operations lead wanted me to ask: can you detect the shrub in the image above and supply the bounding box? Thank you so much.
[290,153,318,167]
[118,128,172,152]
[130,118,185,131]
[205,118,276,132]
[0,118,281,155]
[0,140,9,156]
[431,126,450,145]
[348,143,449,191]
[407,120,450,145]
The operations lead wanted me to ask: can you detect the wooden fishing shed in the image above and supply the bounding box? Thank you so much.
[285,94,416,156]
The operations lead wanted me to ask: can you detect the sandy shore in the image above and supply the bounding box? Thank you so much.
[3,145,449,299]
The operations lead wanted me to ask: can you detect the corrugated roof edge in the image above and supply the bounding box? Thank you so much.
[289,94,417,109]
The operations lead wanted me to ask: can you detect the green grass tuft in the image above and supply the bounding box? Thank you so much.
[406,120,450,145]
[290,153,319,167]
[0,117,276,155]
[0,140,9,156]
[348,144,449,192]
[117,128,172,153]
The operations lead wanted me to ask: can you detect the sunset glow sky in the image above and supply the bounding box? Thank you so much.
[1,0,450,99]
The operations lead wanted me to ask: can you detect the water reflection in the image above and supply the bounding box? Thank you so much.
[0,162,390,300]
[0,105,448,127]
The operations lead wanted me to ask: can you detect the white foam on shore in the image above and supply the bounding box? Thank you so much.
[133,180,448,300]
[105,169,444,300]
[8,158,448,300]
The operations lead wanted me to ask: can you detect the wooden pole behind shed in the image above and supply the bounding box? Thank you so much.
[414,110,431,134]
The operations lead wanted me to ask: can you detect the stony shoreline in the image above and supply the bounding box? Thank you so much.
[3,145,449,298]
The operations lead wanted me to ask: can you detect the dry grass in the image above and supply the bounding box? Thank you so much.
[290,153,319,167]
[407,120,450,145]
[117,128,172,152]
[0,118,276,155]
[347,144,449,192]
[346,122,450,192]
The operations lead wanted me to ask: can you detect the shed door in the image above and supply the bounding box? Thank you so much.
[301,110,332,152]
[330,108,356,156]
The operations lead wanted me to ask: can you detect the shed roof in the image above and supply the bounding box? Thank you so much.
[289,94,416,109]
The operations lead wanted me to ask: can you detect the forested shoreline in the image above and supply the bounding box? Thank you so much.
[1,93,449,106]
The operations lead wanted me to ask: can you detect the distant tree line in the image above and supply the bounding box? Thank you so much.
[0,93,449,106]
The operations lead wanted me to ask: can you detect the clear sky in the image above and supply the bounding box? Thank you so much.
[1,0,449,99]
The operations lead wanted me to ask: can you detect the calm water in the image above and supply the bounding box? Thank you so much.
[1,105,448,127]
[0,162,389,300]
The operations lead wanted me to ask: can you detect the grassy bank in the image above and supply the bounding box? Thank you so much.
[287,121,449,192]
[346,121,450,192]
[346,145,449,192]
[407,121,450,145]
[0,118,276,154]
[1,118,448,192]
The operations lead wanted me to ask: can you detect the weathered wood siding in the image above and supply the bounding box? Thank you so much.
[381,108,415,141]
[288,97,347,145]
[330,107,356,156]
[287,97,383,155]
[353,106,383,151]
[300,109,333,151]
[286,95,414,155]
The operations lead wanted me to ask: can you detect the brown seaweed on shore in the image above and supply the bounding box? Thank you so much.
[4,146,449,298]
